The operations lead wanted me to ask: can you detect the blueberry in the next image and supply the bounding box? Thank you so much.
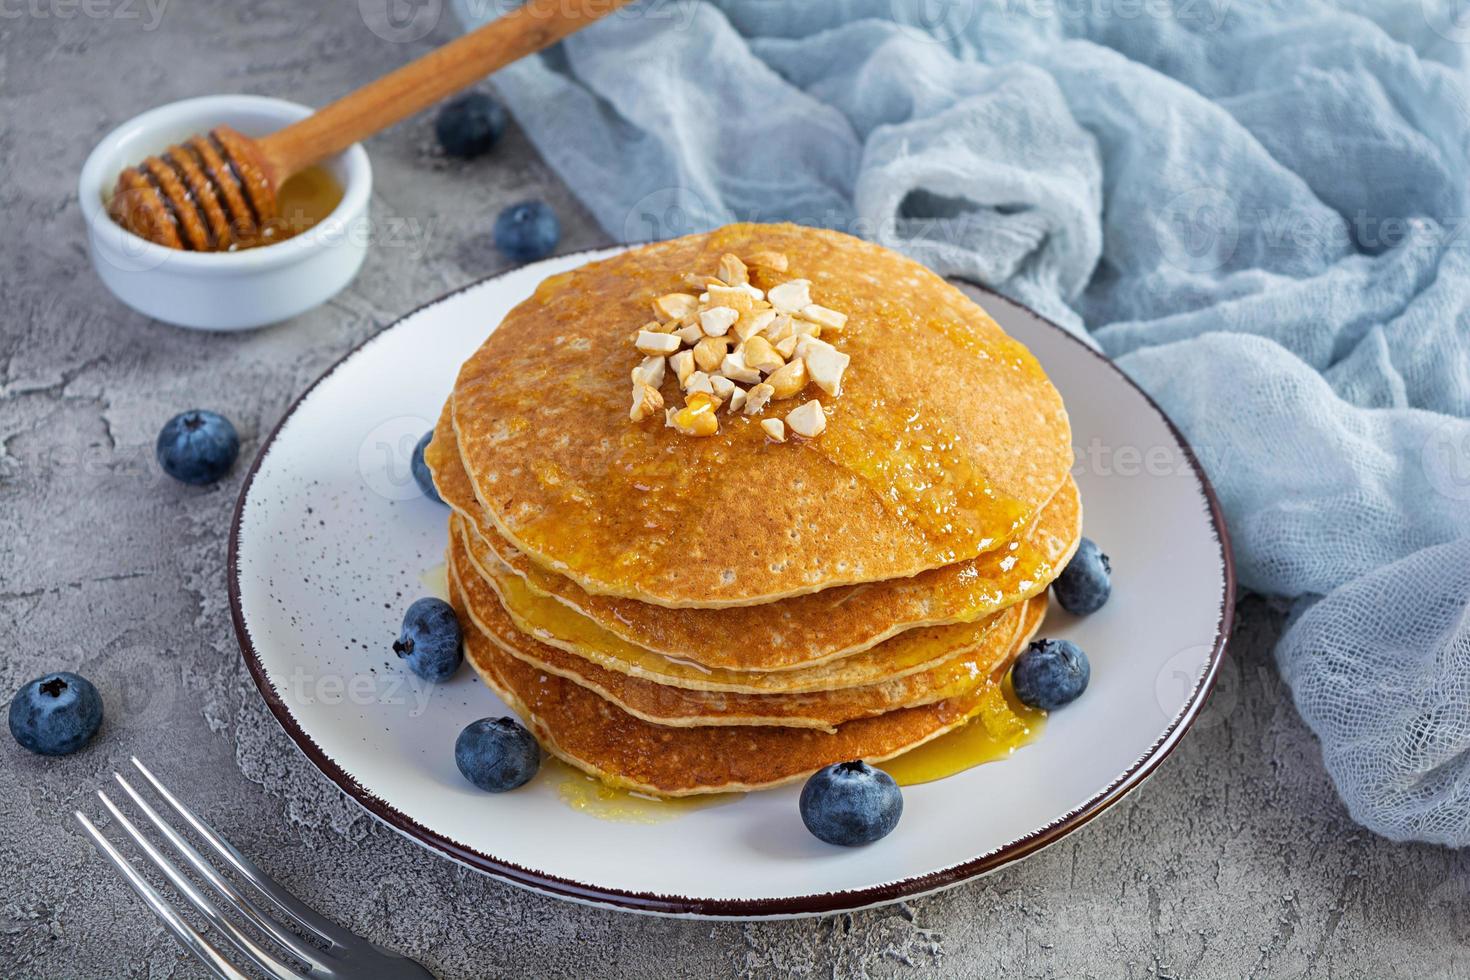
[799,761,903,846]
[494,201,560,263]
[394,597,462,681]
[156,410,239,486]
[455,716,540,792]
[435,92,508,159]
[1053,537,1111,615]
[1012,638,1090,711]
[411,432,443,505]
[9,672,103,756]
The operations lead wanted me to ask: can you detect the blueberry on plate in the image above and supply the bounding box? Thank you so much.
[455,717,541,792]
[1052,537,1111,615]
[9,672,103,756]
[435,92,507,159]
[1012,638,1090,711]
[494,200,560,263]
[394,597,462,681]
[411,432,443,505]
[156,410,239,486]
[799,761,903,846]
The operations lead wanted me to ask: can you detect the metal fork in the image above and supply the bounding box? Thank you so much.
[75,757,435,980]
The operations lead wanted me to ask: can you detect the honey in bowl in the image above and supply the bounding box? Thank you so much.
[106,164,343,252]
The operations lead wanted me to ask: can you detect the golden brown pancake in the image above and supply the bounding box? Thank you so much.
[454,514,1025,694]
[428,403,1081,670]
[449,528,1045,732]
[450,223,1072,607]
[449,573,1047,795]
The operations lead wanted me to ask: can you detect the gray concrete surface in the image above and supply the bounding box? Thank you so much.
[3,3,1468,978]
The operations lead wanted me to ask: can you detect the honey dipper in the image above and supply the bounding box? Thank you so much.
[109,0,629,251]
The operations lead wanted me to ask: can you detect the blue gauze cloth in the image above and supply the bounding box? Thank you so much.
[453,0,1470,845]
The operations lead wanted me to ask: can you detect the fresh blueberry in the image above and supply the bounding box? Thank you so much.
[455,716,540,792]
[1012,638,1090,711]
[494,201,560,263]
[1052,537,1111,615]
[394,597,462,681]
[411,431,443,505]
[156,410,239,486]
[435,92,508,159]
[9,672,103,756]
[799,760,903,846]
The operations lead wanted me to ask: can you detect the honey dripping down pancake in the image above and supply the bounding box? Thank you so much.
[426,402,1082,671]
[448,572,1048,796]
[449,538,1046,733]
[449,223,1072,607]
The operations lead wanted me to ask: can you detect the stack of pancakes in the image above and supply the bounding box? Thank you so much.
[427,224,1079,796]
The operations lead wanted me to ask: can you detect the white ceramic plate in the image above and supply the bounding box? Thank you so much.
[230,248,1233,918]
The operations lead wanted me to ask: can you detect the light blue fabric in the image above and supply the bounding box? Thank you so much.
[454,0,1470,845]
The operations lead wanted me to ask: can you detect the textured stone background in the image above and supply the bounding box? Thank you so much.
[3,2,1468,977]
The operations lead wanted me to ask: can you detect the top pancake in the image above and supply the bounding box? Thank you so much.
[451,223,1072,607]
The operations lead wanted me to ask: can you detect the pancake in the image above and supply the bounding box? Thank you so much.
[450,223,1072,607]
[454,513,1029,694]
[450,573,1046,795]
[428,402,1081,670]
[449,528,1046,731]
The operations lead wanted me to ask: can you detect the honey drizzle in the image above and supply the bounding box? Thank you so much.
[879,678,1045,786]
[547,760,741,823]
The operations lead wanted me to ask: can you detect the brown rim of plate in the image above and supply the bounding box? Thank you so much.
[228,249,1237,919]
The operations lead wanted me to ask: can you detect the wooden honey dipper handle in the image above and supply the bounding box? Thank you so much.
[255,0,631,185]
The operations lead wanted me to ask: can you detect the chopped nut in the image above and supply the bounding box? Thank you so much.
[709,374,737,403]
[786,399,827,437]
[669,349,696,386]
[676,323,705,347]
[682,273,720,291]
[719,349,762,384]
[765,357,807,399]
[767,279,812,314]
[699,306,739,337]
[741,335,785,374]
[743,382,774,416]
[642,318,674,334]
[672,392,719,437]
[693,335,732,373]
[727,386,747,414]
[631,355,666,388]
[801,304,848,332]
[717,253,749,286]
[652,293,699,323]
[761,418,786,442]
[630,382,664,422]
[636,330,682,355]
[774,334,800,359]
[684,370,715,396]
[792,318,821,339]
[747,250,789,272]
[797,336,850,396]
[706,283,757,314]
[735,309,777,343]
[765,314,795,343]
